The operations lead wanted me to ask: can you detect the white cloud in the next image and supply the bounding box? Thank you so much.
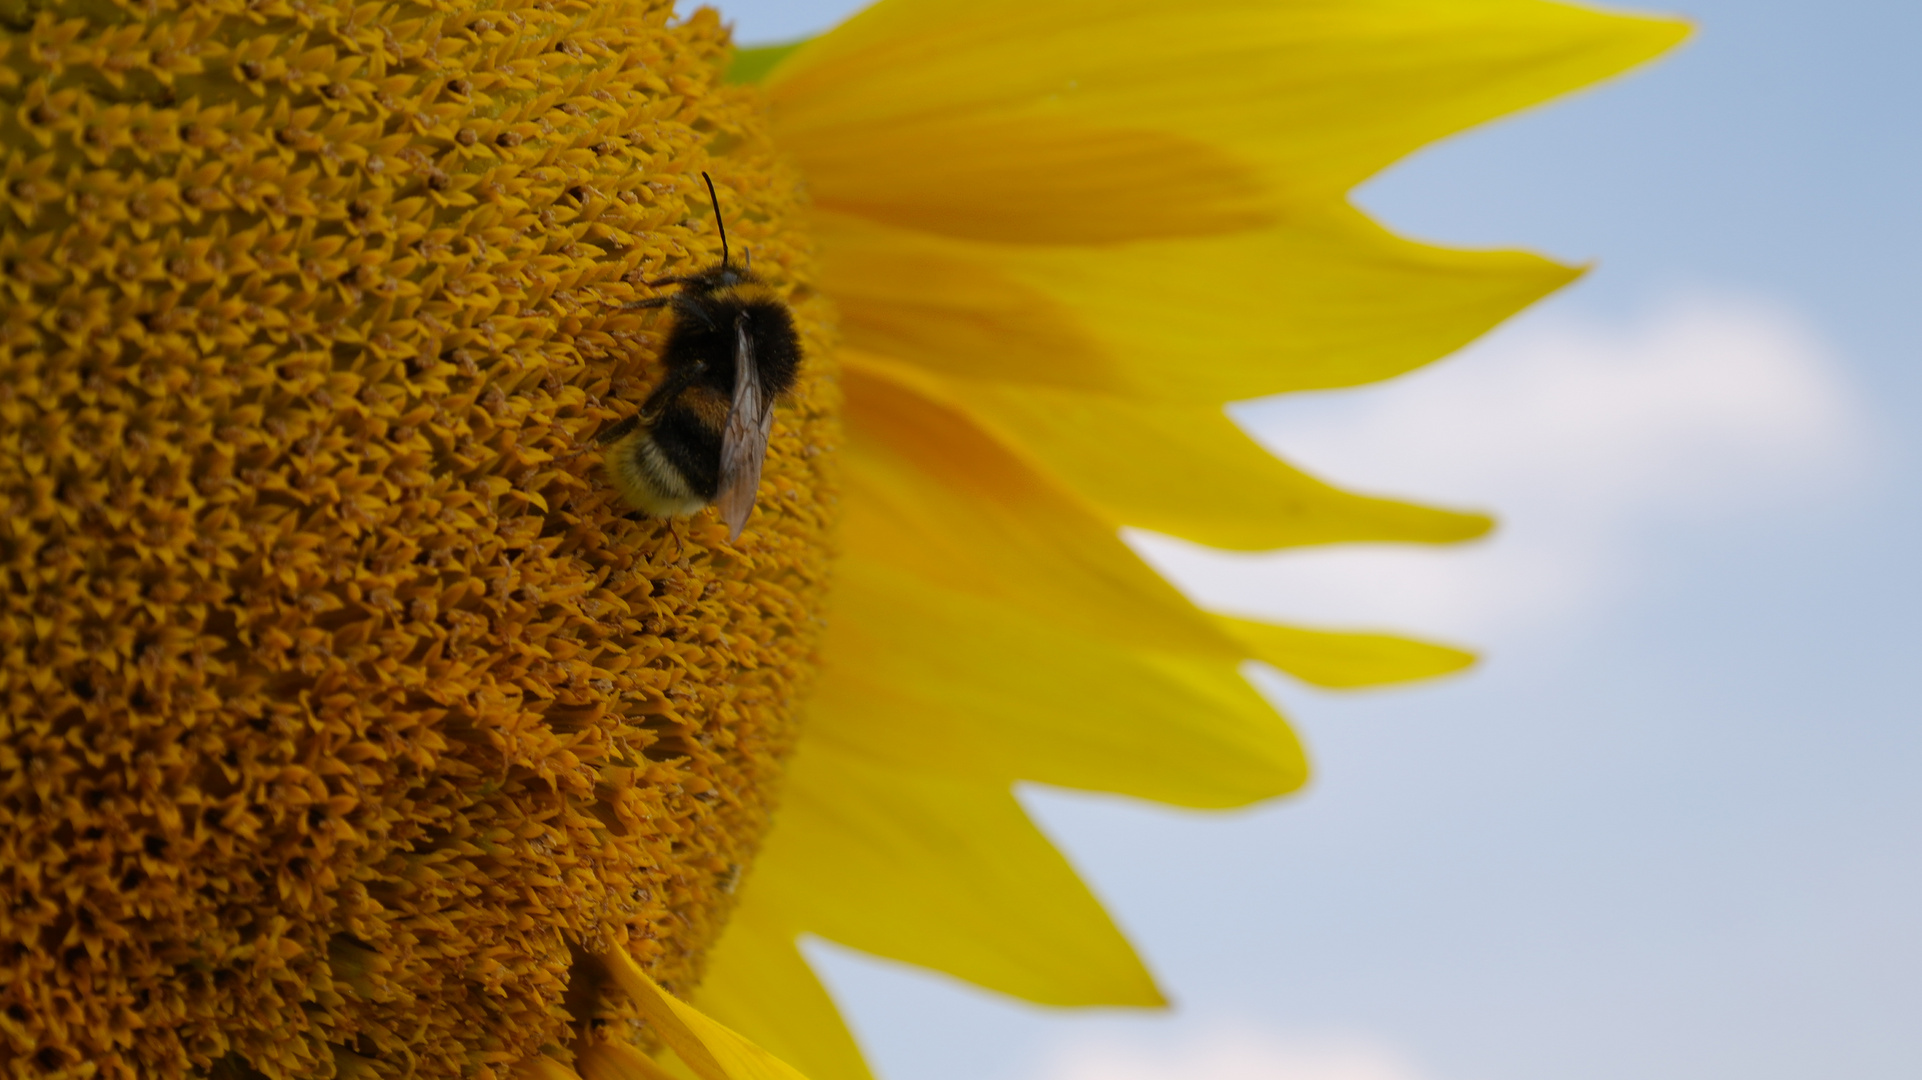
[1040,1028,1432,1080]
[1131,293,1870,640]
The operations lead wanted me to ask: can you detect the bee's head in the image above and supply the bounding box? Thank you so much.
[712,253,753,288]
[681,174,760,292]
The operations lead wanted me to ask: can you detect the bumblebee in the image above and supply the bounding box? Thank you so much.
[600,172,802,540]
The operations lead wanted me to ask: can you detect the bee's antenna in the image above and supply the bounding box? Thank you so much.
[702,171,729,271]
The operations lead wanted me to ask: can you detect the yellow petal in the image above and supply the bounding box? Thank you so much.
[949,378,1491,551]
[826,207,1579,401]
[741,741,1165,1008]
[1213,615,1477,689]
[601,944,813,1080]
[578,1041,684,1080]
[772,0,1686,242]
[814,559,1307,806]
[839,359,1237,656]
[836,364,1311,805]
[700,898,875,1080]
[515,1055,592,1080]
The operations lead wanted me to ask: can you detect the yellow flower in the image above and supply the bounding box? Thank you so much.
[0,0,1683,1078]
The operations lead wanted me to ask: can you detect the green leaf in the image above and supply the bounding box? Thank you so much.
[727,40,811,85]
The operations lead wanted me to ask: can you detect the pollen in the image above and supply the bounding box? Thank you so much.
[0,1,837,1077]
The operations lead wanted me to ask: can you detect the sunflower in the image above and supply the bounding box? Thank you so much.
[0,0,1681,1078]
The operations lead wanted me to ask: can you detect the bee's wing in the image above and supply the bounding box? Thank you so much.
[717,312,776,541]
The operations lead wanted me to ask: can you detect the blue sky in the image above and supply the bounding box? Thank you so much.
[702,2,1922,1078]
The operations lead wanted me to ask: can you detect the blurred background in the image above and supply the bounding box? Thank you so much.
[704,1,1922,1078]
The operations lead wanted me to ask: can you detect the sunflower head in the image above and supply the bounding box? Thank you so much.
[0,1,836,1076]
[2,0,1692,1078]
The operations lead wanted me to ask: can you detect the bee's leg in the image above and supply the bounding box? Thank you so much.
[622,290,716,333]
[663,517,685,562]
[644,274,707,288]
[670,292,719,331]
[596,414,641,446]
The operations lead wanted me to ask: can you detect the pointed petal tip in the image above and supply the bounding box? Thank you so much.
[1634,10,1697,51]
[1136,981,1172,1010]
[1583,6,1696,77]
[1456,511,1497,543]
[1215,615,1479,690]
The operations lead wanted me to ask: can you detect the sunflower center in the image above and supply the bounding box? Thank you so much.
[0,1,837,1076]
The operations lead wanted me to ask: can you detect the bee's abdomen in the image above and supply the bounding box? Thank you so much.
[605,403,722,517]
[651,403,723,500]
